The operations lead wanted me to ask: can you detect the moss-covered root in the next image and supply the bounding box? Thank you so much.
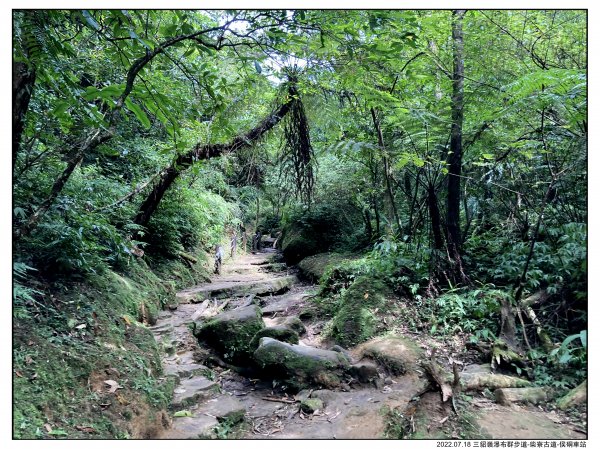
[355,335,423,376]
[556,380,587,410]
[331,275,394,347]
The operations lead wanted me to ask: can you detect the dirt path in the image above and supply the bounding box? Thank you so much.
[150,249,586,440]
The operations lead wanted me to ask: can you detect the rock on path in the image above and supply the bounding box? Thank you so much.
[150,250,435,439]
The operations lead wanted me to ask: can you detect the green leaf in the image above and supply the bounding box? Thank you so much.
[48,429,69,436]
[82,86,100,101]
[81,10,100,31]
[14,207,26,219]
[559,353,572,364]
[125,98,151,129]
[173,410,193,417]
[98,84,124,99]
[53,100,71,117]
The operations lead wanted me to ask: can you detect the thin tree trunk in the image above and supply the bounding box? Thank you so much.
[446,9,466,261]
[13,61,36,171]
[255,196,260,232]
[428,183,444,251]
[370,107,401,235]
[364,208,373,241]
[14,22,241,241]
[373,196,381,238]
[14,130,111,240]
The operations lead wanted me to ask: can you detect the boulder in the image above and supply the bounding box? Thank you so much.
[194,305,265,363]
[281,229,321,265]
[355,335,422,375]
[297,253,351,282]
[262,293,308,316]
[162,413,219,439]
[253,337,351,389]
[309,389,337,406]
[349,361,380,384]
[249,326,300,349]
[264,315,307,335]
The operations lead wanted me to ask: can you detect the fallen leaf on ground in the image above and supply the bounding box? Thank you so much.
[44,424,52,433]
[104,379,122,393]
[75,425,96,433]
[15,371,23,378]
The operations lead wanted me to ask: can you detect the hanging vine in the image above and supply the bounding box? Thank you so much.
[279,69,315,203]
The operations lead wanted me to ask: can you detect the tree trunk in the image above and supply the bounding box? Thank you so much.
[446,9,466,262]
[373,197,381,238]
[13,61,36,171]
[134,98,294,229]
[428,183,444,251]
[495,387,549,405]
[133,166,180,230]
[370,107,401,235]
[556,380,587,410]
[255,196,260,232]
[364,208,373,241]
[14,130,112,241]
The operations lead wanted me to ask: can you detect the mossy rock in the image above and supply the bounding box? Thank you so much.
[281,229,321,265]
[356,335,423,375]
[331,275,393,347]
[266,316,306,335]
[249,326,300,349]
[298,253,351,282]
[253,337,351,390]
[194,305,265,363]
[300,398,324,414]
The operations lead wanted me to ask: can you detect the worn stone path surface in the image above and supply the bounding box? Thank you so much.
[151,249,430,439]
[151,249,587,440]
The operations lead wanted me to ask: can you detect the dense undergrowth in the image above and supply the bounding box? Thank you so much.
[13,251,214,439]
[13,9,586,439]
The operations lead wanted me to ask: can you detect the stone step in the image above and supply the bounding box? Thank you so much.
[150,322,175,335]
[171,376,219,409]
[177,275,298,303]
[162,394,246,439]
[259,262,288,273]
[262,292,309,315]
[164,362,208,380]
[162,413,219,439]
[201,395,246,423]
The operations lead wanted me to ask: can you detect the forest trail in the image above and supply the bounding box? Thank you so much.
[150,249,586,440]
